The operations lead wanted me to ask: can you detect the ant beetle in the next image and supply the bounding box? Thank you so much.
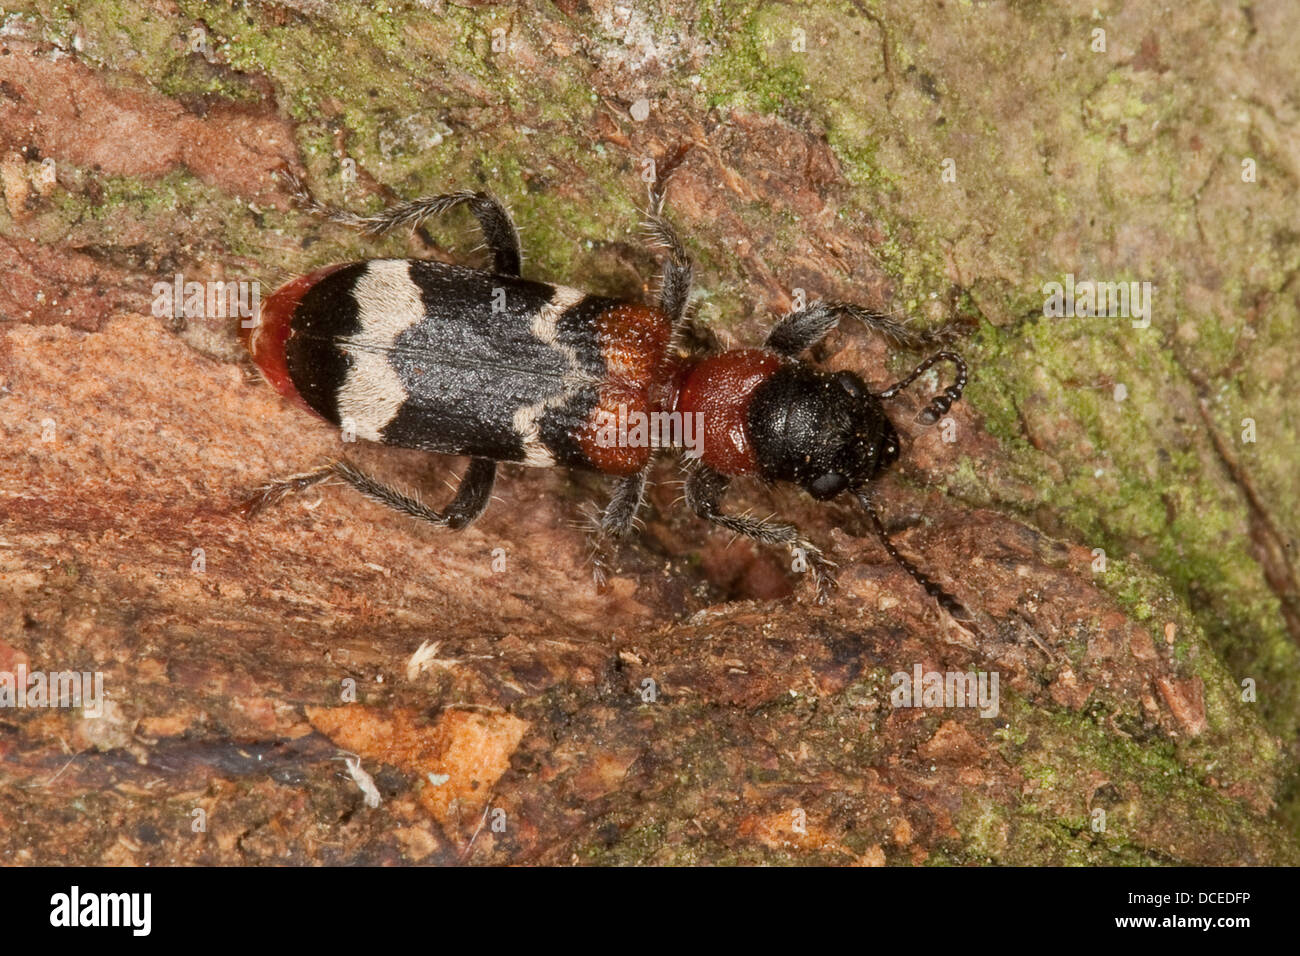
[241,168,970,618]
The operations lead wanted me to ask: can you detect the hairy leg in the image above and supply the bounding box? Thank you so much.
[278,169,522,276]
[685,465,836,601]
[242,457,497,531]
[766,300,960,357]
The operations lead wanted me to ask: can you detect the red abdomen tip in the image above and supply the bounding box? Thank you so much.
[244,265,347,408]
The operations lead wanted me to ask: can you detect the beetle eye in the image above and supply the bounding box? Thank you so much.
[808,472,849,499]
[835,371,865,399]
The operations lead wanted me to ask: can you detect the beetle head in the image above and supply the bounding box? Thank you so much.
[748,362,899,500]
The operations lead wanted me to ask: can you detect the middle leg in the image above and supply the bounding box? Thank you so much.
[643,173,695,333]
[586,464,652,588]
[600,467,651,539]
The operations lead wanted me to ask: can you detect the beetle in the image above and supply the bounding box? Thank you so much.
[240,167,970,618]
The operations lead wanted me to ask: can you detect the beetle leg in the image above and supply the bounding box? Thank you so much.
[643,175,695,335]
[600,467,650,538]
[585,465,651,588]
[277,169,522,277]
[764,300,840,355]
[877,351,968,425]
[766,300,954,357]
[241,457,496,531]
[684,465,836,601]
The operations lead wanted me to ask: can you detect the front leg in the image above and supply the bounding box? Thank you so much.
[765,300,958,357]
[685,465,836,601]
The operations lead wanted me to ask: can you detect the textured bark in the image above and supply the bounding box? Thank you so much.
[0,1,1296,864]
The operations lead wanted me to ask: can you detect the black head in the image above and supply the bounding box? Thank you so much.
[748,363,900,500]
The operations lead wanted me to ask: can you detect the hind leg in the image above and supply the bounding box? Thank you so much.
[278,169,522,276]
[242,458,497,531]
